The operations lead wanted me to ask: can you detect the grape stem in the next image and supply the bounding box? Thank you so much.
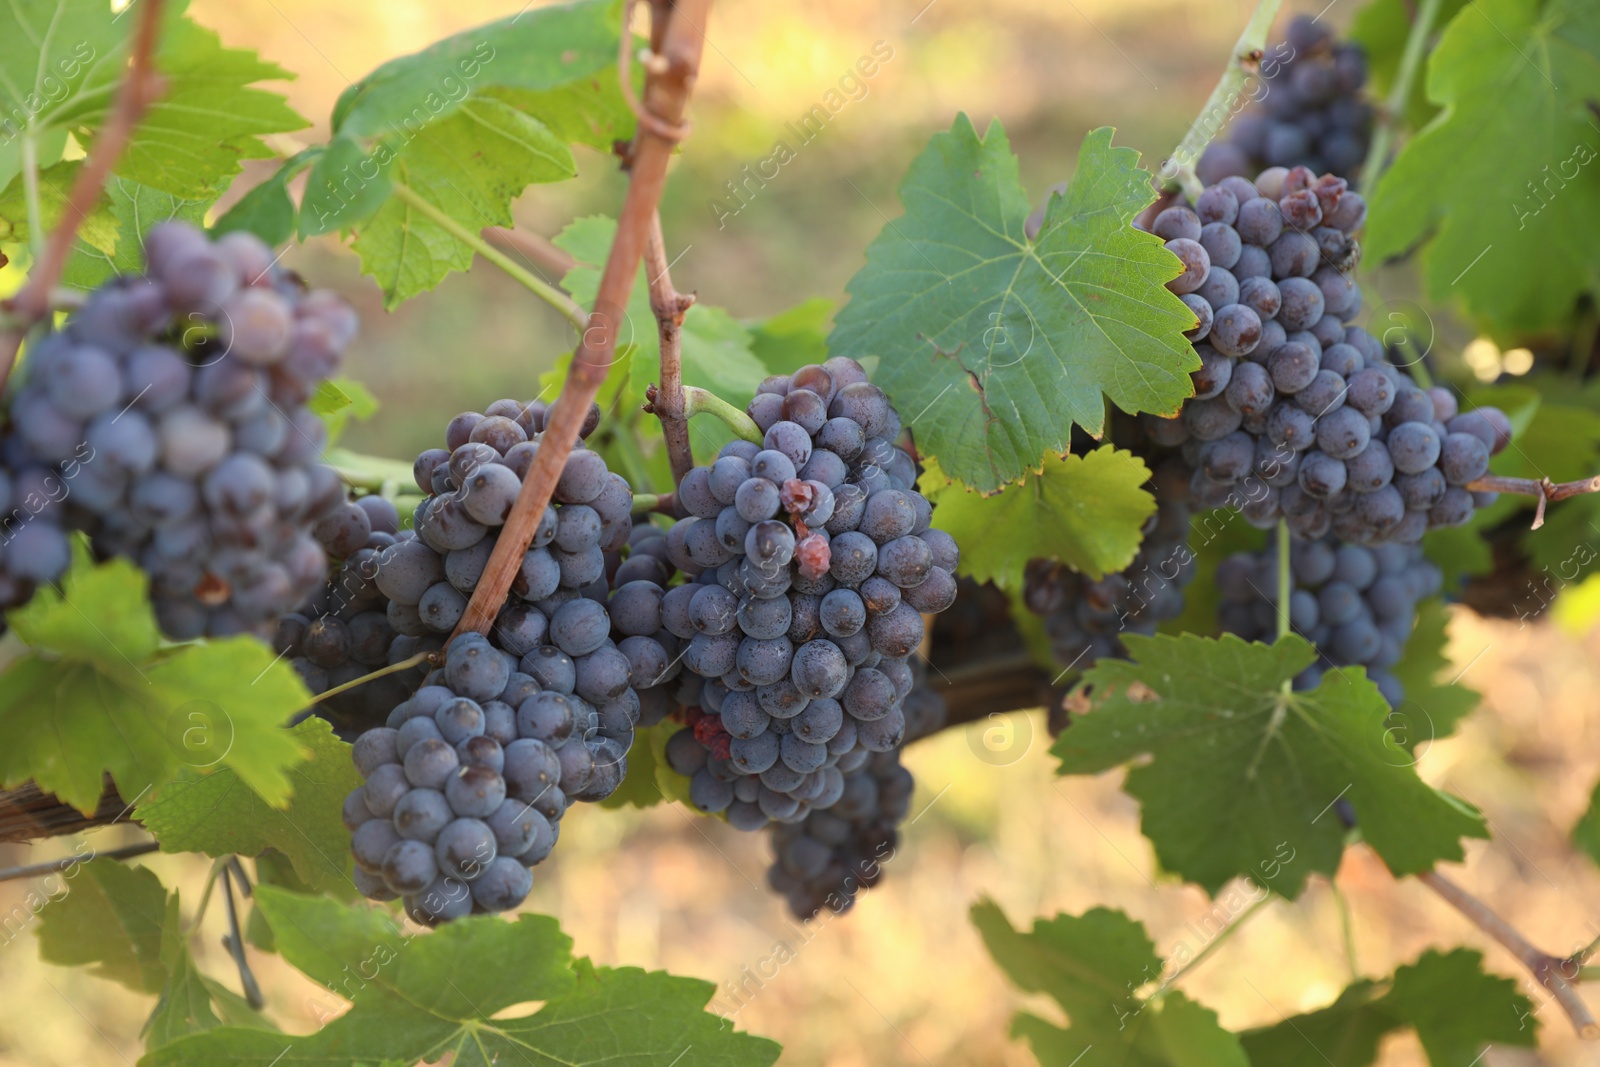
[388,185,589,333]
[675,385,764,444]
[644,209,698,486]
[1418,869,1599,1038]
[1359,0,1444,194]
[1464,473,1600,530]
[0,0,167,398]
[304,651,435,708]
[449,0,713,642]
[1275,518,1291,642]
[1160,0,1286,201]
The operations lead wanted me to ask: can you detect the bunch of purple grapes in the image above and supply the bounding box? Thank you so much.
[343,632,597,921]
[655,356,959,831]
[764,658,946,920]
[1,221,355,637]
[1198,16,1373,183]
[1216,538,1442,707]
[1149,166,1511,544]
[341,400,643,921]
[1022,455,1196,670]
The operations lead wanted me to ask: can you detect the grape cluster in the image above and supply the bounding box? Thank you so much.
[1022,455,1195,669]
[1216,539,1442,707]
[1149,166,1511,544]
[343,632,616,921]
[1,221,355,638]
[275,495,438,736]
[656,356,959,831]
[336,400,642,922]
[1198,16,1373,183]
[764,659,946,920]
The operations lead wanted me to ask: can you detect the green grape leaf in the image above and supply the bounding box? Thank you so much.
[0,558,310,812]
[555,214,769,461]
[1365,0,1600,335]
[348,97,576,307]
[1240,949,1534,1066]
[1384,598,1478,752]
[144,895,224,1047]
[920,447,1156,587]
[300,0,635,307]
[0,1,305,208]
[106,14,308,198]
[61,174,218,289]
[828,118,1198,493]
[325,1,617,140]
[36,857,168,993]
[212,148,322,247]
[136,718,362,897]
[1054,633,1488,896]
[748,298,834,375]
[1349,0,1470,129]
[143,887,781,1067]
[972,899,1249,1067]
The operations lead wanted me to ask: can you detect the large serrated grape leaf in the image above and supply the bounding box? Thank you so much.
[135,718,362,897]
[349,97,576,308]
[0,1,305,207]
[36,858,168,993]
[972,899,1249,1067]
[1054,633,1488,896]
[828,117,1198,493]
[0,558,309,812]
[142,887,781,1067]
[1365,0,1600,335]
[1240,949,1534,1066]
[920,447,1155,589]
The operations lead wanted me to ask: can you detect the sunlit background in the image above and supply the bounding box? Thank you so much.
[0,1,1593,1064]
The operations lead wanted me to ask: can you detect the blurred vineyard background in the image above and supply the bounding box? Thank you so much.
[0,0,1596,1064]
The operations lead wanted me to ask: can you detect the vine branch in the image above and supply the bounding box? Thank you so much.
[1360,0,1444,193]
[644,209,696,485]
[1464,473,1600,530]
[451,0,712,641]
[0,840,159,883]
[1418,869,1599,1037]
[1160,0,1285,201]
[0,0,167,397]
